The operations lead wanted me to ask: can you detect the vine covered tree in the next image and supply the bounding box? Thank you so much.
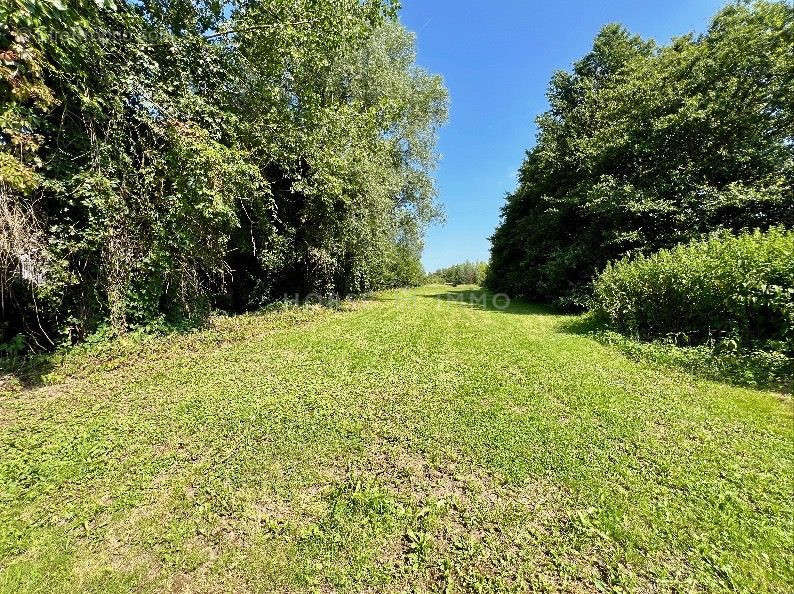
[0,0,447,348]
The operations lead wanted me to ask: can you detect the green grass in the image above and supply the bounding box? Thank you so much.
[1,286,792,593]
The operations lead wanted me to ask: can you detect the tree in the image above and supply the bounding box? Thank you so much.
[428,261,489,286]
[487,1,793,308]
[0,0,447,349]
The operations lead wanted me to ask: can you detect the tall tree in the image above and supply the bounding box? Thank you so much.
[487,1,793,307]
[0,0,447,348]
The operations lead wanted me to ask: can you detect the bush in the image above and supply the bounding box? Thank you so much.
[593,227,794,355]
[381,245,425,289]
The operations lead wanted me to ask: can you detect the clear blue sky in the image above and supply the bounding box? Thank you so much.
[399,0,727,272]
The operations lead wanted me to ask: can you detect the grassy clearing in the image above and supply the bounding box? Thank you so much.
[1,286,792,593]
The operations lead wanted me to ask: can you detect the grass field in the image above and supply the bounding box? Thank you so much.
[1,286,792,593]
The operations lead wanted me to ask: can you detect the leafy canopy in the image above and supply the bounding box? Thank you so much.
[0,0,448,348]
[487,1,793,307]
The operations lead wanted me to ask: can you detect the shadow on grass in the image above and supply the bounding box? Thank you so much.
[556,314,792,394]
[418,288,560,316]
[555,314,606,335]
[0,355,56,393]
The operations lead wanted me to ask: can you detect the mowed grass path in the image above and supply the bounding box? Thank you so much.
[1,286,792,593]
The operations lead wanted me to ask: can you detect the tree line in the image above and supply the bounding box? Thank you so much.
[1,0,447,350]
[427,261,489,286]
[486,1,793,309]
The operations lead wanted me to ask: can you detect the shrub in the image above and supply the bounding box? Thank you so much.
[381,244,425,289]
[593,227,794,355]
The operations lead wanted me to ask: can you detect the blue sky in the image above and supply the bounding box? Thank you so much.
[399,0,727,272]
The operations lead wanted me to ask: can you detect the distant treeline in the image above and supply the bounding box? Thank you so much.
[427,261,489,286]
[487,1,793,309]
[0,1,447,350]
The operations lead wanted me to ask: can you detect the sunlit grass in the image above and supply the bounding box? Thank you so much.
[1,286,791,592]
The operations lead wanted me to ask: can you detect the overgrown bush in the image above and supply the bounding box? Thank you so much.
[593,228,794,356]
[380,244,425,289]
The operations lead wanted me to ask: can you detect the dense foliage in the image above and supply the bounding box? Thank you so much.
[0,0,447,349]
[487,1,793,307]
[427,260,488,286]
[593,228,793,373]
